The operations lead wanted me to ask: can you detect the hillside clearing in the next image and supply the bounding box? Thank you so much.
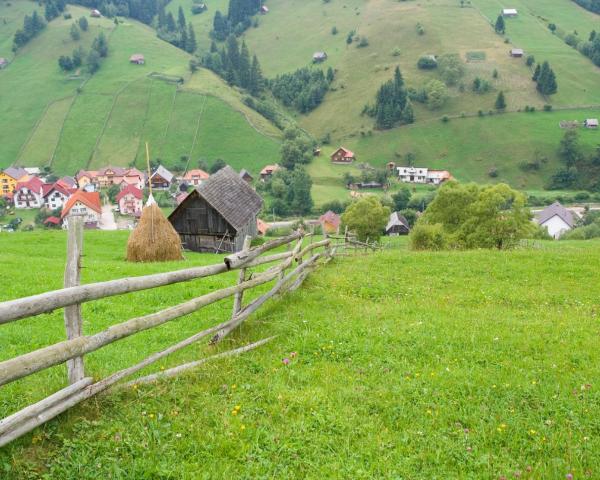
[0,232,599,478]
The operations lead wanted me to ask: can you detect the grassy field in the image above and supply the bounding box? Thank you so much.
[0,2,281,176]
[0,232,599,478]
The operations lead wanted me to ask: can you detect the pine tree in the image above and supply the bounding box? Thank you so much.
[178,6,187,30]
[226,34,240,71]
[394,66,404,90]
[210,41,218,53]
[401,100,414,124]
[238,41,251,88]
[532,63,541,81]
[495,15,505,34]
[326,66,334,82]
[248,54,264,94]
[70,23,81,41]
[180,26,188,50]
[186,24,197,53]
[166,12,177,32]
[157,7,166,29]
[495,91,506,110]
[542,67,557,95]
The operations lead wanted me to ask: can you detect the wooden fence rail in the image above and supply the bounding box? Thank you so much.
[0,226,361,448]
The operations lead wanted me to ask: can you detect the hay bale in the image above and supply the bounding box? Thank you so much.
[127,203,183,262]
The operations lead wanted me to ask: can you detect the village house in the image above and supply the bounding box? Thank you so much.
[584,118,598,128]
[119,168,145,190]
[183,169,210,186]
[313,52,328,63]
[115,185,143,216]
[75,170,98,190]
[149,165,174,190]
[396,166,452,185]
[0,58,8,69]
[331,147,355,164]
[239,169,253,184]
[168,166,263,253]
[502,8,518,16]
[61,191,102,229]
[43,182,76,210]
[0,167,28,198]
[319,210,341,234]
[129,54,145,65]
[14,177,46,209]
[534,202,576,239]
[510,48,524,57]
[386,212,410,236]
[95,166,127,188]
[90,9,101,17]
[260,164,281,181]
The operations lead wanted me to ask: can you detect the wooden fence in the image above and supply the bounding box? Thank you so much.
[0,219,352,448]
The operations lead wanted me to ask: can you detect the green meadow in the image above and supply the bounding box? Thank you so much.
[0,232,599,478]
[0,3,281,176]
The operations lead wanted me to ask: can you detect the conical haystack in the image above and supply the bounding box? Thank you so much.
[127,202,183,262]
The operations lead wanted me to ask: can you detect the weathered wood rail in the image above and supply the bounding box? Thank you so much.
[0,223,349,448]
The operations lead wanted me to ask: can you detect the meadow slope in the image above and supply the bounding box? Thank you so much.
[0,232,599,478]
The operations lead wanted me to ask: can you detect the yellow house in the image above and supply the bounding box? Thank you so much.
[0,167,28,197]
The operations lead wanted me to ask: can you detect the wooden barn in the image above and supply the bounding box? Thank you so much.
[168,166,263,253]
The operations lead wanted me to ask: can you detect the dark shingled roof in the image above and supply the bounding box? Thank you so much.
[196,166,263,231]
[386,212,410,232]
[535,201,575,228]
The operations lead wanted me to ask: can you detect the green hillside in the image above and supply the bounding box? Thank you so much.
[0,3,281,176]
[1,232,599,477]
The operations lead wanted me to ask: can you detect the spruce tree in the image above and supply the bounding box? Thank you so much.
[248,55,264,95]
[178,6,187,30]
[186,24,197,53]
[401,100,415,124]
[495,91,506,110]
[238,41,251,88]
[495,15,505,34]
[166,12,177,32]
[326,66,334,83]
[532,63,541,81]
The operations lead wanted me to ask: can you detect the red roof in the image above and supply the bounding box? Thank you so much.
[43,181,75,198]
[44,216,61,225]
[319,210,341,228]
[15,176,45,193]
[183,169,210,181]
[260,164,280,175]
[337,147,355,158]
[115,185,143,203]
[61,191,102,218]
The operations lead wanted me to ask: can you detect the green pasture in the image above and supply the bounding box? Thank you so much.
[0,232,599,478]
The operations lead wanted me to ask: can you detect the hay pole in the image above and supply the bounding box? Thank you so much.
[0,235,301,324]
[224,231,302,270]
[64,217,85,385]
[0,268,283,387]
[124,336,275,387]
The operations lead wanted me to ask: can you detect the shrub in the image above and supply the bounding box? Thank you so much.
[441,115,449,123]
[543,104,553,111]
[526,55,535,66]
[416,23,425,35]
[357,36,369,48]
[391,47,401,56]
[331,26,338,35]
[410,224,447,250]
[488,166,498,177]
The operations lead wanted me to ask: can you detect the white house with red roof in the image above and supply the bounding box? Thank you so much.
[61,191,102,229]
[116,185,143,216]
[43,182,77,210]
[331,147,355,164]
[396,166,453,185]
[183,169,210,186]
[14,177,46,209]
[259,164,281,181]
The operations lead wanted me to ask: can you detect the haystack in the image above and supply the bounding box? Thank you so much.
[127,201,183,262]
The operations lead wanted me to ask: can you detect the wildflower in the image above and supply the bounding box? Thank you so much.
[234,405,241,412]
[426,409,433,415]
[282,358,290,365]
[240,424,246,431]
[514,472,521,478]
[526,466,532,473]
[232,384,237,389]
[231,410,238,416]
[532,380,537,385]
[160,366,165,371]
[290,352,297,358]
[466,446,472,452]
[132,384,138,390]
[149,413,155,419]
[529,429,536,435]
[566,474,573,480]
[175,433,182,438]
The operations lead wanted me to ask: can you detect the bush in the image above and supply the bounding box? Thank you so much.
[331,26,338,35]
[357,37,369,48]
[488,166,498,177]
[543,104,552,111]
[391,47,401,56]
[410,224,447,250]
[441,115,449,123]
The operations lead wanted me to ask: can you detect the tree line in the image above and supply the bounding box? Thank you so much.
[156,6,197,53]
[211,0,261,41]
[364,67,414,129]
[571,0,600,14]
[548,129,600,190]
[44,0,67,22]
[69,0,170,25]
[200,36,264,95]
[270,67,334,114]
[58,31,108,73]
[13,11,46,51]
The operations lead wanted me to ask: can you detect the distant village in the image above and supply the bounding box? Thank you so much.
[0,142,578,244]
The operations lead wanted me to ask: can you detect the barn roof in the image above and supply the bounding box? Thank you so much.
[386,212,410,232]
[176,166,263,231]
[151,165,174,183]
[535,202,575,228]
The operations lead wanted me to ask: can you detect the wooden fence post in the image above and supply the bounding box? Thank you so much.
[231,236,252,317]
[64,216,85,384]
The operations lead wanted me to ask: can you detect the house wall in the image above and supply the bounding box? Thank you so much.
[331,149,353,163]
[0,173,17,196]
[63,203,100,229]
[541,215,571,239]
[119,195,142,215]
[45,191,68,210]
[170,195,241,252]
[14,188,43,208]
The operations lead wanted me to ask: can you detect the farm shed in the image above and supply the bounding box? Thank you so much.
[502,8,518,16]
[331,147,355,163]
[90,9,101,17]
[510,48,524,57]
[585,118,598,128]
[130,54,145,65]
[260,164,280,181]
[168,166,263,253]
[386,212,410,236]
[313,52,328,63]
[239,169,254,183]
